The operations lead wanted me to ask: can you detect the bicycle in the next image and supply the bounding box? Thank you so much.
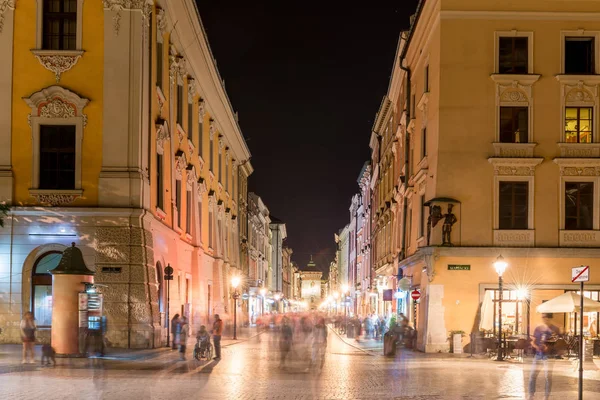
[193,338,213,361]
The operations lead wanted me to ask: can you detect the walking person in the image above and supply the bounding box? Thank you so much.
[170,314,180,350]
[279,316,293,369]
[311,317,327,372]
[178,316,189,360]
[528,313,560,400]
[20,312,36,364]
[212,314,223,360]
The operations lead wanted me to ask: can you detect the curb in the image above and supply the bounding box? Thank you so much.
[221,330,264,348]
[327,325,379,356]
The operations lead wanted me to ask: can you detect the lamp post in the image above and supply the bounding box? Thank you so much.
[163,264,174,348]
[493,255,508,361]
[231,276,241,340]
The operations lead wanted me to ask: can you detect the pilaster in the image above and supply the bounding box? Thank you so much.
[0,1,15,202]
[99,3,150,207]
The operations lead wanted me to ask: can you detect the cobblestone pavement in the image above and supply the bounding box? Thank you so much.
[1,329,600,400]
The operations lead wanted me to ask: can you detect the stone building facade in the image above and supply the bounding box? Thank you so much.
[0,0,251,348]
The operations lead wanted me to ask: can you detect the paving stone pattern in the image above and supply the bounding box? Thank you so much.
[0,329,599,400]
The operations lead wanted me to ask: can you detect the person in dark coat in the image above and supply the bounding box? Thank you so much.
[171,314,180,350]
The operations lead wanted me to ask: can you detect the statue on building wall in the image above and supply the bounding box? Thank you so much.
[426,205,442,246]
[442,204,457,246]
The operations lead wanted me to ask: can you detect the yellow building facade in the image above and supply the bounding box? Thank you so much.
[372,0,600,352]
[0,0,251,348]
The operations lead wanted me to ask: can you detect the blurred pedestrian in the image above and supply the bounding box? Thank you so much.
[279,316,293,369]
[528,313,559,400]
[179,316,189,360]
[212,314,223,360]
[20,312,36,364]
[311,317,327,371]
[171,314,180,350]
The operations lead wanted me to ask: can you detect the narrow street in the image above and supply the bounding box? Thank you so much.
[1,329,600,399]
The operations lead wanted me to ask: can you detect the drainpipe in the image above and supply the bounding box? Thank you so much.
[399,0,424,262]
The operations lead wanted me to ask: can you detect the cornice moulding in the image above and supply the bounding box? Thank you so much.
[490,74,540,86]
[556,74,600,85]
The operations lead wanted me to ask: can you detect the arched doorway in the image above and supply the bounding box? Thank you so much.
[31,252,62,327]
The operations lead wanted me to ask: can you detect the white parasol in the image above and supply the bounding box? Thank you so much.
[536,291,600,313]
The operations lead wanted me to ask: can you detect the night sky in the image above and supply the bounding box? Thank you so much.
[196,1,419,273]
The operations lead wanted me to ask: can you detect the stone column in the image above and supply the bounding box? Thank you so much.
[50,243,95,356]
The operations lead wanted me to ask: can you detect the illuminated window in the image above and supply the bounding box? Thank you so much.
[498,37,528,74]
[565,182,594,230]
[500,107,528,143]
[32,252,62,327]
[499,182,528,230]
[565,107,593,143]
[565,37,595,74]
[43,0,77,51]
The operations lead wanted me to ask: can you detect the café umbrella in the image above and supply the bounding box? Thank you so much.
[536,291,600,313]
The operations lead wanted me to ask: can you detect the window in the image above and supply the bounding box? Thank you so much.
[156,41,163,89]
[187,102,193,140]
[565,37,595,74]
[500,107,528,143]
[197,200,202,240]
[424,65,429,92]
[186,190,192,234]
[42,0,77,51]
[565,182,594,230]
[225,159,229,191]
[218,152,222,183]
[411,94,416,116]
[498,37,528,74]
[176,180,182,228]
[209,139,214,172]
[39,125,76,189]
[32,252,62,327]
[565,107,593,143]
[198,117,203,156]
[209,208,214,247]
[499,182,528,229]
[421,128,427,158]
[156,153,163,210]
[420,196,425,237]
[177,85,183,126]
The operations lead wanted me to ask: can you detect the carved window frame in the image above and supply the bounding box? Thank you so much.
[559,80,599,144]
[560,30,600,75]
[23,85,88,204]
[554,159,600,231]
[494,31,534,75]
[493,175,535,230]
[32,0,85,82]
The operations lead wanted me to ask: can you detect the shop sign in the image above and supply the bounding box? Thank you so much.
[383,289,393,301]
[448,264,470,271]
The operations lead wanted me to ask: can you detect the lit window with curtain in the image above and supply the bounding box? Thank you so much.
[565,107,593,143]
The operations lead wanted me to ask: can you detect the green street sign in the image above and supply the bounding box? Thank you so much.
[448,264,470,271]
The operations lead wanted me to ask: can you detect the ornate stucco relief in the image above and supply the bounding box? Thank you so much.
[488,157,543,176]
[0,0,16,34]
[30,193,81,206]
[32,52,83,83]
[24,85,89,127]
[553,158,600,176]
[103,0,153,37]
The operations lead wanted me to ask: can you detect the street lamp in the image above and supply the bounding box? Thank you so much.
[231,276,241,340]
[493,255,508,361]
[163,264,174,348]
